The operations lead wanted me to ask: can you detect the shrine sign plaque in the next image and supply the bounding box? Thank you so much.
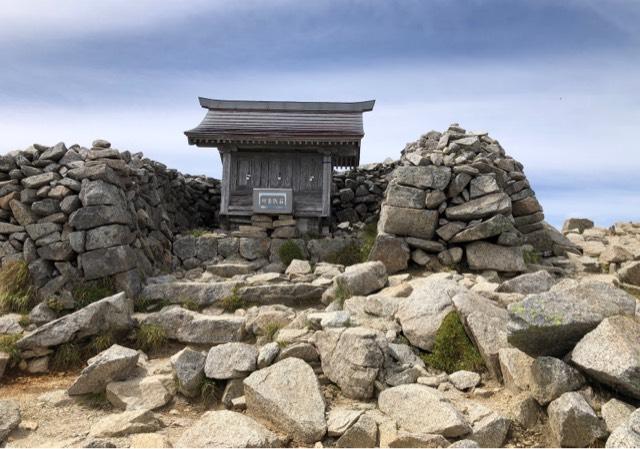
[253,188,293,214]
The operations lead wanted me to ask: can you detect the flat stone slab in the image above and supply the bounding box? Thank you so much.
[139,281,240,307]
[142,306,245,345]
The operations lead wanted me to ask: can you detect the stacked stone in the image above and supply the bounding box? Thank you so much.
[370,124,564,274]
[331,161,395,226]
[0,140,220,300]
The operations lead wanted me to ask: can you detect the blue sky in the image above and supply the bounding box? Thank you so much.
[1,0,639,228]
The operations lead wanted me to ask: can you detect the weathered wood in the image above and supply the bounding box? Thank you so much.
[321,154,332,217]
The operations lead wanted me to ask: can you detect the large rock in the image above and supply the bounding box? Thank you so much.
[170,347,206,398]
[393,165,451,190]
[368,233,410,274]
[465,242,526,272]
[529,357,585,405]
[85,224,134,251]
[0,400,20,442]
[204,342,257,379]
[396,277,463,351]
[140,281,239,307]
[313,327,387,400]
[79,245,138,280]
[451,290,509,378]
[547,392,605,447]
[385,183,425,209]
[445,192,511,221]
[618,261,640,286]
[570,316,640,399]
[89,409,161,438]
[378,384,470,438]
[562,218,594,234]
[175,410,281,448]
[496,270,557,295]
[79,180,126,207]
[17,292,133,350]
[606,409,640,448]
[244,358,327,443]
[68,344,139,395]
[507,282,637,356]
[450,215,515,243]
[69,205,131,230]
[333,261,387,296]
[379,204,438,239]
[142,306,244,345]
[106,374,175,411]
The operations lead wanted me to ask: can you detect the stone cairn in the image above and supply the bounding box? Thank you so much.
[0,140,220,300]
[370,124,576,274]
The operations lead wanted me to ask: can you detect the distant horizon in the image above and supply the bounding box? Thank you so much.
[1,0,639,228]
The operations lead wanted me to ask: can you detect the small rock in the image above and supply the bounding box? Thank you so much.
[547,391,605,447]
[601,398,635,433]
[90,409,162,437]
[204,342,257,379]
[68,344,139,395]
[449,371,481,391]
[336,414,378,448]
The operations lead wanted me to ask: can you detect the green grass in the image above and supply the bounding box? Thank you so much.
[262,323,282,342]
[326,221,378,266]
[334,279,351,307]
[52,343,83,371]
[199,378,220,405]
[0,261,36,313]
[219,286,246,312]
[79,391,111,409]
[278,240,305,266]
[72,278,115,309]
[135,323,168,352]
[134,297,171,313]
[189,228,209,238]
[420,311,485,374]
[0,334,21,364]
[18,314,30,328]
[180,299,200,311]
[90,332,115,354]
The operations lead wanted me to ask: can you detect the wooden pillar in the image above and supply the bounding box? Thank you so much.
[219,145,235,215]
[321,153,332,217]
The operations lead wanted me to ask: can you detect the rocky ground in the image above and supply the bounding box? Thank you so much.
[1,218,639,448]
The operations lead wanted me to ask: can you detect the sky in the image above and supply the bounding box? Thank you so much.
[1,0,639,228]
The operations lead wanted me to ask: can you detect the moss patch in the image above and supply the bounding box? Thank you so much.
[278,240,305,266]
[522,248,541,265]
[421,311,485,374]
[0,260,36,313]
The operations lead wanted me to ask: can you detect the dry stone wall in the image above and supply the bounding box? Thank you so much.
[370,124,576,273]
[0,140,220,299]
[331,162,396,226]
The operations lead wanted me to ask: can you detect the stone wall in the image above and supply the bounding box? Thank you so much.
[0,140,220,299]
[370,124,576,274]
[330,161,396,226]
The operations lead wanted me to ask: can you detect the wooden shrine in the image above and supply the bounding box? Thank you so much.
[185,98,375,222]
